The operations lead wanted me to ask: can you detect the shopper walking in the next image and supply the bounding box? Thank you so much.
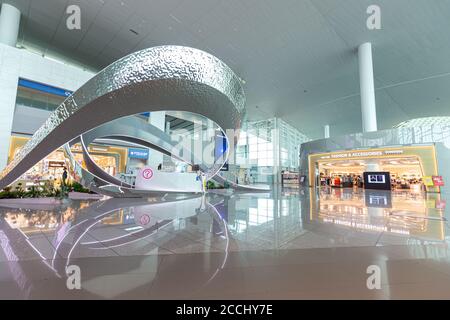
[62,167,68,186]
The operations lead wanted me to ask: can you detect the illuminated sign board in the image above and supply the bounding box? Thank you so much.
[128,148,149,160]
[320,150,404,160]
[368,174,385,184]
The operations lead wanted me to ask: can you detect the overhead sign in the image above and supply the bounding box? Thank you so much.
[320,149,404,160]
[128,148,149,160]
[18,78,72,97]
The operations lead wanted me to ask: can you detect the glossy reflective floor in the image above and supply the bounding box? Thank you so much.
[1,187,450,299]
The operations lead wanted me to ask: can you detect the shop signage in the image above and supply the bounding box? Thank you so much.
[129,148,149,160]
[320,149,404,160]
[48,161,65,168]
[71,145,109,153]
[432,176,444,187]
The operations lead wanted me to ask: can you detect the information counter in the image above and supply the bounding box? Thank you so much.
[135,167,203,193]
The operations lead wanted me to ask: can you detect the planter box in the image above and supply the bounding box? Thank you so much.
[0,197,62,210]
[68,192,103,200]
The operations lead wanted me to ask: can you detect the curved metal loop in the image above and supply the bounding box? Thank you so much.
[0,46,245,195]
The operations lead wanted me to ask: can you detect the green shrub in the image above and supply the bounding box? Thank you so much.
[0,181,93,199]
[0,183,64,199]
[207,181,225,189]
[0,187,13,199]
[72,182,91,193]
[26,186,42,198]
[68,181,91,193]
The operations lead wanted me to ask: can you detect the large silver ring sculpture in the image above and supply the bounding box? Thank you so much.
[0,46,269,197]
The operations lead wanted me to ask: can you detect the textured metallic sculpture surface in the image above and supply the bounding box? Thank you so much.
[0,46,267,196]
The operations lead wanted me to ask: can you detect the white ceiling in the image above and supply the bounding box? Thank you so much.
[3,0,450,139]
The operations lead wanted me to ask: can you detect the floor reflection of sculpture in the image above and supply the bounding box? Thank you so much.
[44,195,229,284]
[0,193,231,298]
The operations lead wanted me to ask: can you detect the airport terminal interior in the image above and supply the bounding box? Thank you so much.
[1,0,450,301]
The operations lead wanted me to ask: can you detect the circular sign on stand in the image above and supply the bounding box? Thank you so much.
[142,168,154,180]
[139,214,151,226]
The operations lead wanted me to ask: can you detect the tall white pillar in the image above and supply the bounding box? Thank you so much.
[365,159,380,172]
[272,118,280,185]
[147,112,165,168]
[0,4,20,47]
[324,124,330,139]
[358,42,377,132]
[193,119,203,166]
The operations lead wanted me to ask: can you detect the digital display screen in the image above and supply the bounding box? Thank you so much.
[363,172,391,191]
[368,174,385,184]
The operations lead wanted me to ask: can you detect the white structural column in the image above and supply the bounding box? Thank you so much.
[0,4,20,47]
[193,119,203,166]
[324,124,330,139]
[358,42,378,132]
[365,159,380,172]
[272,118,280,185]
[147,112,166,168]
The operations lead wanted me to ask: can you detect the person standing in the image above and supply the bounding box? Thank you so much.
[62,167,68,186]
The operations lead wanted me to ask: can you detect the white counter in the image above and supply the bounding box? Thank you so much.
[135,167,203,193]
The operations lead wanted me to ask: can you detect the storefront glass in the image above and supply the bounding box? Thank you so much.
[8,136,126,187]
[308,145,440,192]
